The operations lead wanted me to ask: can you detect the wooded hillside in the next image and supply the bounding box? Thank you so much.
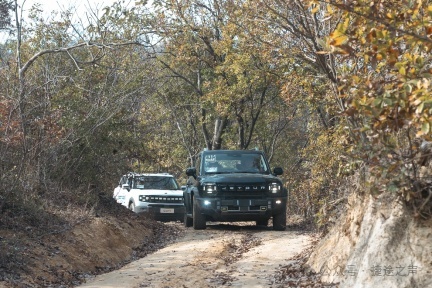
[0,0,431,281]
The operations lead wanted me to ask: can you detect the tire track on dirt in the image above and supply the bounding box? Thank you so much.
[77,223,312,288]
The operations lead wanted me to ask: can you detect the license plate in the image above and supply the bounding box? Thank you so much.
[160,208,174,213]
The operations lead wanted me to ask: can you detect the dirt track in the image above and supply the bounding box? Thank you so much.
[77,222,312,288]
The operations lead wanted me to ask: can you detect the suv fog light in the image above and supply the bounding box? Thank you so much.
[275,200,282,204]
[204,200,211,205]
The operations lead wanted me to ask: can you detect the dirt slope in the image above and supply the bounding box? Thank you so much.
[307,193,432,288]
[0,204,181,288]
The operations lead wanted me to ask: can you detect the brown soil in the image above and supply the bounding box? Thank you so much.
[0,196,181,288]
[77,223,314,288]
[0,197,328,288]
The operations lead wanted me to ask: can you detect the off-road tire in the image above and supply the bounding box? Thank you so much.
[272,211,286,231]
[184,212,193,227]
[129,202,135,213]
[193,199,206,230]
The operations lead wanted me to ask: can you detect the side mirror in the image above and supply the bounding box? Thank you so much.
[273,167,283,176]
[122,184,130,191]
[181,185,186,191]
[186,167,197,178]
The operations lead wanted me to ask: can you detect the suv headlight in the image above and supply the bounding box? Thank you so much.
[204,184,216,194]
[269,183,281,194]
[138,195,149,202]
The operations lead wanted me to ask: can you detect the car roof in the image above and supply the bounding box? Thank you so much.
[202,149,263,154]
[126,172,174,178]
[139,173,173,177]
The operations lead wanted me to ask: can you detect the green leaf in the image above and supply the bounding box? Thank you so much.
[422,122,430,134]
[416,102,424,114]
[404,84,412,93]
[373,98,382,107]
[383,98,393,106]
[388,183,399,193]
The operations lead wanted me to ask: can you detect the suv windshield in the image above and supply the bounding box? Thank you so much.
[202,152,269,174]
[133,176,180,190]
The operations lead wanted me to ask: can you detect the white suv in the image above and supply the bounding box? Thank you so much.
[113,172,184,222]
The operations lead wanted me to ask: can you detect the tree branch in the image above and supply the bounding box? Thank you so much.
[19,41,141,77]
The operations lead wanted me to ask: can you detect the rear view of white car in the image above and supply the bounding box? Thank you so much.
[113,172,184,222]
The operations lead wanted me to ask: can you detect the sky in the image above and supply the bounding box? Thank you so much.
[18,0,126,18]
[20,0,121,16]
[1,0,138,42]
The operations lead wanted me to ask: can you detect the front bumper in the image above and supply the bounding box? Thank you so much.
[196,197,287,222]
[115,195,125,204]
[135,203,185,222]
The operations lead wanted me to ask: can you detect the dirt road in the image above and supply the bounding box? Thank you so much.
[77,222,312,288]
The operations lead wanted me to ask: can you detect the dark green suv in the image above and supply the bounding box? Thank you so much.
[183,149,287,230]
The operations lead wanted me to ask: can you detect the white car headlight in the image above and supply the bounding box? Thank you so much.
[269,183,281,193]
[204,184,216,194]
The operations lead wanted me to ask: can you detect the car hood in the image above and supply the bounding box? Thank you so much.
[200,173,281,184]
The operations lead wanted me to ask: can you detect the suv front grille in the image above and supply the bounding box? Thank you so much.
[216,183,267,199]
[139,195,183,203]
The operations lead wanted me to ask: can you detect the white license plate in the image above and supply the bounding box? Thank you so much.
[160,208,174,213]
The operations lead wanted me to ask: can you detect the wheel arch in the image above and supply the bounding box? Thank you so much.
[128,197,135,206]
[184,187,196,214]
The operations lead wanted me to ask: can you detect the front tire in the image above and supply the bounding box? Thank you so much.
[273,210,286,231]
[128,202,135,213]
[184,212,193,227]
[193,199,206,230]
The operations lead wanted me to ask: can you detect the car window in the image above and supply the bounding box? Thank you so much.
[203,153,268,174]
[134,176,180,190]
[134,179,145,189]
